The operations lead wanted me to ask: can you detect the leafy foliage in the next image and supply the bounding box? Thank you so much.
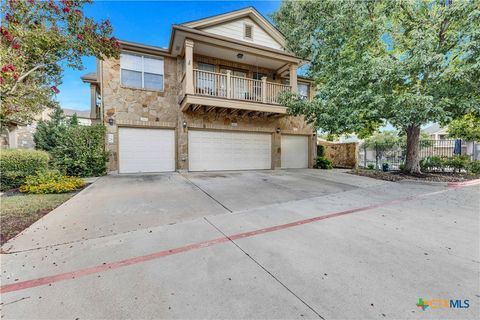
[20,169,85,194]
[447,114,480,142]
[362,130,432,150]
[273,0,480,173]
[314,156,333,169]
[33,105,67,151]
[51,124,108,177]
[0,149,49,190]
[0,0,119,125]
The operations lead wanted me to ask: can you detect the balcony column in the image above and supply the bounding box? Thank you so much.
[89,84,97,119]
[226,70,231,99]
[289,64,298,93]
[261,76,267,103]
[184,39,194,95]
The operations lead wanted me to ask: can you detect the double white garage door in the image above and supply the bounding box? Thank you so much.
[118,128,308,173]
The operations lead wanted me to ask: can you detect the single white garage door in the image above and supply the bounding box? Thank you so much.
[189,130,271,171]
[281,135,309,169]
[118,127,175,173]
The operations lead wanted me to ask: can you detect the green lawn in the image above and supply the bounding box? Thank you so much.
[1,193,74,245]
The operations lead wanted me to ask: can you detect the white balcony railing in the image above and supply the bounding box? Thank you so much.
[192,69,291,105]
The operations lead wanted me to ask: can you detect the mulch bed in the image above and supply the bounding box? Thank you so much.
[350,169,480,183]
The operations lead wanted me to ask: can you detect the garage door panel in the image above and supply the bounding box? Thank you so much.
[189,131,271,171]
[119,128,175,173]
[281,135,308,169]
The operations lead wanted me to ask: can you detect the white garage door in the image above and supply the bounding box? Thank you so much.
[189,130,271,171]
[118,127,175,173]
[281,135,309,169]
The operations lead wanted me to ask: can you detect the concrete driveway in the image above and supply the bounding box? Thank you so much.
[1,170,479,319]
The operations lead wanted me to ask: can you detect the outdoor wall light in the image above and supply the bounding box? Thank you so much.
[237,53,244,59]
[108,117,114,126]
[276,127,281,134]
[182,121,187,128]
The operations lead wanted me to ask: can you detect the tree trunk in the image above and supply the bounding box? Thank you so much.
[404,125,421,174]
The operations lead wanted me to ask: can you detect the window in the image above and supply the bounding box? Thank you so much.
[244,23,253,40]
[196,63,216,95]
[298,82,309,99]
[120,53,164,90]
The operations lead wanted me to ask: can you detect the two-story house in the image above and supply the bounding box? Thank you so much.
[82,7,316,173]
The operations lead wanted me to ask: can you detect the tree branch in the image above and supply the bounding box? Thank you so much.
[9,64,47,94]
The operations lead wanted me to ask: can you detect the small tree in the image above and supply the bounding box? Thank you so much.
[273,0,479,173]
[0,0,119,125]
[69,113,79,126]
[448,114,480,142]
[33,105,66,151]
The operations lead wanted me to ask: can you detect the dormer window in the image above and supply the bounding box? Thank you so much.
[244,23,253,41]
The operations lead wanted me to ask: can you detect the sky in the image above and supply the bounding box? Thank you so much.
[57,0,281,111]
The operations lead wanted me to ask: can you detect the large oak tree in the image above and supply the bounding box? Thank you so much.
[273,0,479,173]
[0,0,119,125]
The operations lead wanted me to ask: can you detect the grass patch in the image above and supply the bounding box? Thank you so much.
[1,193,74,245]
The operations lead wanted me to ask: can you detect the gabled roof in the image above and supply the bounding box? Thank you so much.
[63,108,91,119]
[423,123,447,135]
[182,7,286,48]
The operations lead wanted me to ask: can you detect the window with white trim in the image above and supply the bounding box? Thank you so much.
[120,53,164,90]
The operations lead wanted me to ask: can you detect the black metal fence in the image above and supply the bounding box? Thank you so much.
[358,139,478,171]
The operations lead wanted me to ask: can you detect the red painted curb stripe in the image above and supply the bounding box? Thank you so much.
[0,188,450,294]
[448,178,480,188]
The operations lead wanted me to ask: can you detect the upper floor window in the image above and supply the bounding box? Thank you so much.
[120,53,164,91]
[298,82,309,99]
[244,23,253,41]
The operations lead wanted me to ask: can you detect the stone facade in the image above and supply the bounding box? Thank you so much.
[101,53,315,172]
[318,141,359,169]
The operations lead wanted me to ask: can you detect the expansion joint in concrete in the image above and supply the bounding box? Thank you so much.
[203,216,326,320]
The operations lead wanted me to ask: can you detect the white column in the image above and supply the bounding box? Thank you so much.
[261,76,267,103]
[184,39,194,95]
[226,70,232,99]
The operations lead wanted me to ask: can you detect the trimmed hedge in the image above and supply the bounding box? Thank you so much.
[0,149,50,191]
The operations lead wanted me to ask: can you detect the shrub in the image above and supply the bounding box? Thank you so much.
[315,156,333,169]
[444,155,470,173]
[51,124,108,177]
[20,170,85,194]
[317,144,326,157]
[0,149,50,191]
[466,160,480,175]
[420,156,446,172]
[367,163,375,170]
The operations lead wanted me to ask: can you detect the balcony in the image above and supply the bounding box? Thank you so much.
[180,69,291,115]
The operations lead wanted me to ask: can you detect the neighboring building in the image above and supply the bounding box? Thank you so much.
[0,108,91,149]
[83,7,316,173]
[423,123,448,140]
[63,108,93,126]
[0,109,50,149]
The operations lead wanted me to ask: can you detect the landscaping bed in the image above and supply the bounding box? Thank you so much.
[0,189,83,246]
[350,169,480,183]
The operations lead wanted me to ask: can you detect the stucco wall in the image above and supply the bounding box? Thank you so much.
[101,54,315,172]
